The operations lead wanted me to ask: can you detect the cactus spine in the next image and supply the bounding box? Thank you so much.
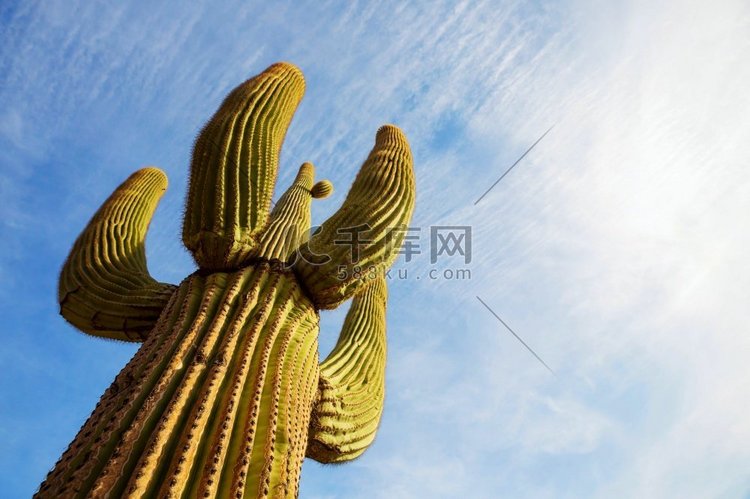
[38,62,415,498]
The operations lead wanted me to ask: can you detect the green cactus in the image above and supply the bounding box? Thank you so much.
[38,62,415,498]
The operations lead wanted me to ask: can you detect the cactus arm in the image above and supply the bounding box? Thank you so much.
[183,62,306,270]
[294,125,415,309]
[306,275,388,463]
[254,162,333,262]
[58,167,176,342]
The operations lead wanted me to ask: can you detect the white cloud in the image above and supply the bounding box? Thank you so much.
[433,0,750,497]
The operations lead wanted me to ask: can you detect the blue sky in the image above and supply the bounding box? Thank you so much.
[1,0,749,497]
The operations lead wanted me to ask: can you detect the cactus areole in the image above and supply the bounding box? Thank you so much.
[39,62,415,498]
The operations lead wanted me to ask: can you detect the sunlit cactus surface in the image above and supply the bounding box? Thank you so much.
[38,62,415,498]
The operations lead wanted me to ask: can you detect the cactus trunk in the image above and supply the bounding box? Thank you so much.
[40,264,319,498]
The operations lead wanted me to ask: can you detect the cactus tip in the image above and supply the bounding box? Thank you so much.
[375,124,405,144]
[135,166,168,189]
[266,61,305,85]
[311,180,333,199]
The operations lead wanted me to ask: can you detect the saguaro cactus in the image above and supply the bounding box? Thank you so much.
[39,62,415,498]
